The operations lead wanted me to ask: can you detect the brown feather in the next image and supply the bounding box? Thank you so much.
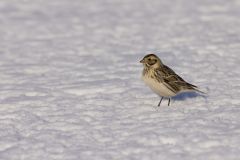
[155,65,200,94]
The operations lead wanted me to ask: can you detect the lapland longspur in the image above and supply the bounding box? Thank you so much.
[140,54,203,106]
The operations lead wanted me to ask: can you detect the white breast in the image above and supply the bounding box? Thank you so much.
[142,75,176,97]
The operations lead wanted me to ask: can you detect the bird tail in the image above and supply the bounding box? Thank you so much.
[186,82,206,94]
[193,88,206,94]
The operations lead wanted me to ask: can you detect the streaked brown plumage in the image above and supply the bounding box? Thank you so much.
[140,54,203,106]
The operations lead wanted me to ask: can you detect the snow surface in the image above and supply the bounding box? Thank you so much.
[1,0,240,159]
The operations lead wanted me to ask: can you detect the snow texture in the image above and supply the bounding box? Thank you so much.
[0,0,240,159]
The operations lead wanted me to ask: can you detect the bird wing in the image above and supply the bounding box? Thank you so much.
[156,65,198,93]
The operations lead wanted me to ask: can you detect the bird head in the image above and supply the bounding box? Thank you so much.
[140,54,163,68]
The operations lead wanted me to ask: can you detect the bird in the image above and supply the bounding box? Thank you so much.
[140,54,203,106]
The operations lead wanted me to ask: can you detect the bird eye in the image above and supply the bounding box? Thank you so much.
[148,58,151,61]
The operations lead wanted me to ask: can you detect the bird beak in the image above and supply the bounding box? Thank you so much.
[140,59,144,63]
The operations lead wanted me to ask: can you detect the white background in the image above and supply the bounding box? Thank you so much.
[0,0,240,159]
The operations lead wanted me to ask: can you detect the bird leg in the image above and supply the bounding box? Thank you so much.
[158,97,163,106]
[168,98,171,106]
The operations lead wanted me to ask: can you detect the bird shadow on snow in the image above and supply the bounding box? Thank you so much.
[172,92,207,101]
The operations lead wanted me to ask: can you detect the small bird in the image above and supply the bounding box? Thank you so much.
[140,54,203,106]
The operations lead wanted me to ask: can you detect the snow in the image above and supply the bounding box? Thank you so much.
[0,0,240,159]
